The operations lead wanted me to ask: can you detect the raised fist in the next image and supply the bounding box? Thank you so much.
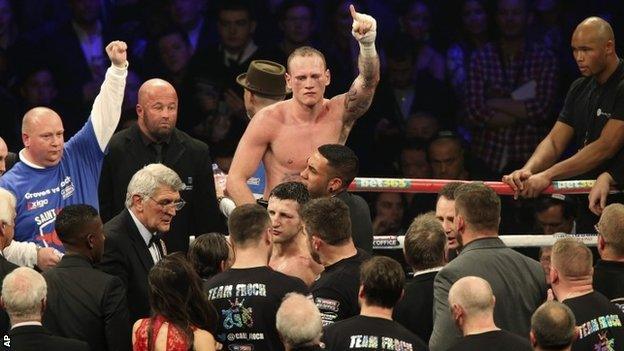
[106,40,128,68]
[350,4,377,45]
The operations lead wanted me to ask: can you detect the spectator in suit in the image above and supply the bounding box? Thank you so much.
[322,256,428,350]
[302,197,370,326]
[429,183,546,351]
[43,204,130,351]
[394,212,446,343]
[300,144,373,253]
[0,187,18,335]
[276,292,324,351]
[99,163,185,323]
[448,276,532,350]
[265,0,318,66]
[98,78,223,253]
[530,301,577,351]
[169,0,212,53]
[2,267,88,351]
[594,203,624,308]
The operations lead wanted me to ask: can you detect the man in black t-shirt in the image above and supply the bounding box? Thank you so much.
[322,256,427,351]
[204,204,308,351]
[504,17,624,198]
[393,212,446,343]
[594,204,624,312]
[551,238,624,350]
[301,197,371,326]
[447,276,532,351]
[530,301,577,351]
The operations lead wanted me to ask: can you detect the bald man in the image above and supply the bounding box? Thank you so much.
[99,78,223,253]
[504,17,624,198]
[0,41,128,267]
[0,137,8,176]
[448,276,531,350]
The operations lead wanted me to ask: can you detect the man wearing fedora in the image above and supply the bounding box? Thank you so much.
[218,60,289,215]
[98,78,224,253]
[227,5,380,205]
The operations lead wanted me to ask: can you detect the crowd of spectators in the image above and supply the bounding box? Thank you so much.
[2,0,624,231]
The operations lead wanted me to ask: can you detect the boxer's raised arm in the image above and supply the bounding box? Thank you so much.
[338,5,380,142]
[226,114,273,206]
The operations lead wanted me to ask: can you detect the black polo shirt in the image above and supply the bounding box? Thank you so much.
[558,58,624,178]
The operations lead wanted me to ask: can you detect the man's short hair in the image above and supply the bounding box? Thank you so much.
[531,301,576,350]
[2,267,47,320]
[404,212,446,270]
[287,46,327,72]
[448,276,495,317]
[269,181,310,208]
[188,232,230,279]
[276,292,322,348]
[360,256,405,308]
[217,0,254,20]
[598,203,624,256]
[318,144,359,187]
[301,197,351,245]
[125,164,184,208]
[551,237,593,278]
[277,0,316,21]
[228,204,270,247]
[534,195,577,220]
[437,181,463,201]
[55,204,99,247]
[0,187,16,225]
[156,26,191,47]
[454,183,501,232]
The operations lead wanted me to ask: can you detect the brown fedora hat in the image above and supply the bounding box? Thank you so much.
[236,60,290,97]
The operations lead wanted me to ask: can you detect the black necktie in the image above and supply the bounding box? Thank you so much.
[149,234,164,259]
[152,143,163,163]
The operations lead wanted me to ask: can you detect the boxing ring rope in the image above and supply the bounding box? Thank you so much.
[346,177,603,250]
[347,177,603,195]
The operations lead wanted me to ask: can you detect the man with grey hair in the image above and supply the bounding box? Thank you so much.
[99,163,185,322]
[530,301,577,351]
[394,212,446,343]
[593,203,624,309]
[276,292,324,351]
[447,276,531,350]
[2,267,88,350]
[0,187,19,335]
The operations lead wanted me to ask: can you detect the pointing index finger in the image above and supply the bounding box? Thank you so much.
[349,4,359,20]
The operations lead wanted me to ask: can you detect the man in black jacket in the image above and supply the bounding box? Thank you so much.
[43,204,130,351]
[99,163,185,323]
[2,267,88,351]
[0,188,18,336]
[98,78,223,253]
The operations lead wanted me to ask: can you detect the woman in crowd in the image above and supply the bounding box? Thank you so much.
[132,253,218,351]
[188,232,234,283]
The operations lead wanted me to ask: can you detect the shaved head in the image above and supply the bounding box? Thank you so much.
[22,107,62,134]
[21,107,64,167]
[449,276,496,317]
[137,79,177,105]
[136,79,178,141]
[575,17,615,44]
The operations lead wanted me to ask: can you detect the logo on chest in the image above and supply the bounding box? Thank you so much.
[596,108,612,119]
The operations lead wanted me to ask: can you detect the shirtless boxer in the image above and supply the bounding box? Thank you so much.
[268,182,323,286]
[226,5,380,205]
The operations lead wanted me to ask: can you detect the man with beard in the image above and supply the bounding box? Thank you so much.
[268,182,323,286]
[99,78,222,253]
